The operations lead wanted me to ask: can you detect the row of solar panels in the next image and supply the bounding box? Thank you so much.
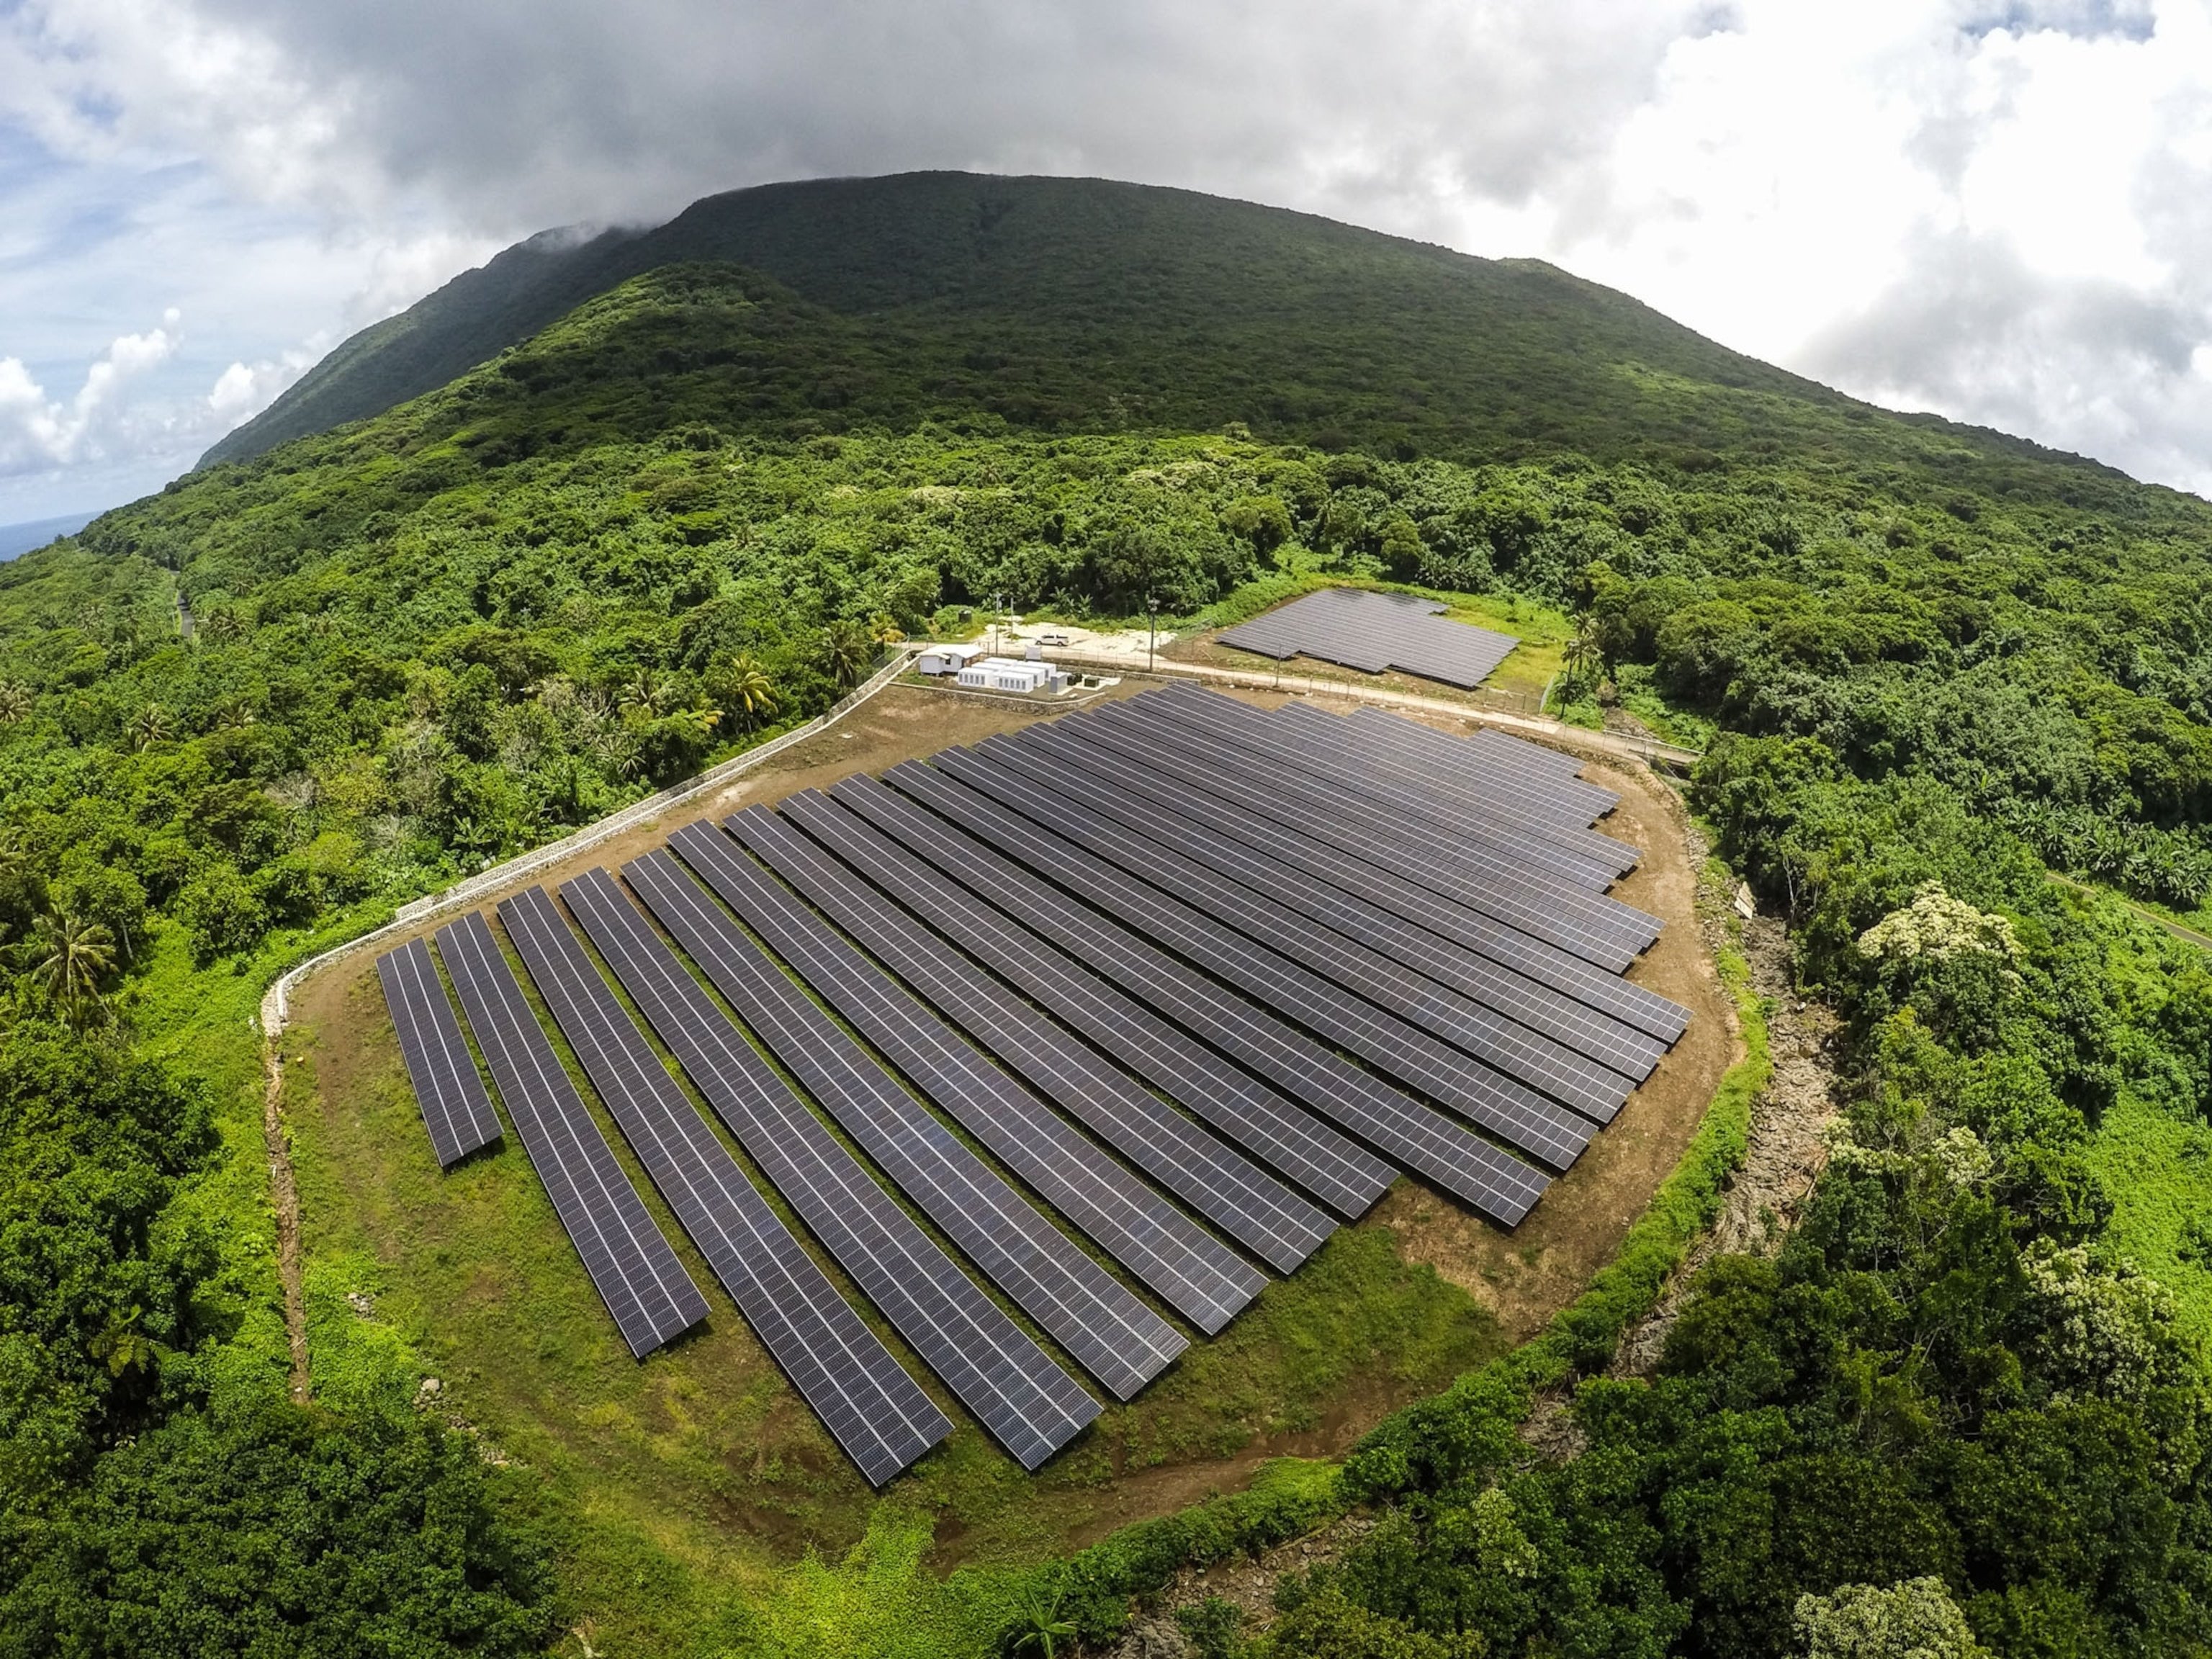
[376,686,1686,1486]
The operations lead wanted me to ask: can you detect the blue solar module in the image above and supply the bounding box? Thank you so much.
[432,911,708,1359]
[770,790,1393,1221]
[828,771,1552,1226]
[974,734,1633,1126]
[602,853,1100,1469]
[613,851,1182,1403]
[505,880,950,1484]
[376,937,502,1167]
[887,755,1592,1175]
[667,820,1265,1333]
[1009,718,1664,1089]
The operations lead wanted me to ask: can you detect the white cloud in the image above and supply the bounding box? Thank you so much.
[0,315,181,474]
[8,0,2212,511]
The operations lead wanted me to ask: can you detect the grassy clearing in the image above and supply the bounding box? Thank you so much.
[2087,1095,2212,1350]
[282,966,1500,1655]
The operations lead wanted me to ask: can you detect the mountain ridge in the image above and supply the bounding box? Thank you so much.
[202,171,2126,503]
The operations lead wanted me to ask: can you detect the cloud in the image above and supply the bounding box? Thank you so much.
[0,313,181,475]
[8,0,2212,507]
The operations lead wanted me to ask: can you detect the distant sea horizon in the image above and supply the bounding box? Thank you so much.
[0,510,102,562]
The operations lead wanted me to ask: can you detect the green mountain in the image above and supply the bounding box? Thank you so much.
[205,171,2122,507]
[10,170,2212,1659]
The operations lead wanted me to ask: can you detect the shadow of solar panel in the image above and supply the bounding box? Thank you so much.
[669,819,1264,1334]
[433,911,708,1359]
[1006,718,1667,1086]
[377,937,502,1167]
[610,849,1182,1403]
[894,753,1592,1175]
[980,731,1635,1125]
[770,790,1391,1222]
[505,881,949,1484]
[828,771,1552,1226]
[1217,588,1518,688]
[614,852,1100,1468]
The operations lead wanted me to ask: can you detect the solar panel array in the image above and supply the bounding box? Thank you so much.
[1216,587,1519,688]
[434,911,709,1359]
[376,938,501,1166]
[369,680,1690,1484]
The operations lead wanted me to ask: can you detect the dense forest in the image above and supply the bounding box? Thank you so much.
[6,177,2212,1655]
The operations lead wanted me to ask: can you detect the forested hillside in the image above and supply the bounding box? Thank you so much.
[5,176,2212,1655]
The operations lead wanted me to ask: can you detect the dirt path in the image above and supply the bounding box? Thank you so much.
[261,1043,310,1402]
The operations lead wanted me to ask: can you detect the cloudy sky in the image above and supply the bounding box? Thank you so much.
[1,0,2208,523]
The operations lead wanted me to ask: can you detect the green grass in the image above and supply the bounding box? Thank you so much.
[282,969,1500,1655]
[2087,1095,2212,1351]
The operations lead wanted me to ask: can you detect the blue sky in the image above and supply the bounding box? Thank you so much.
[4,0,2212,526]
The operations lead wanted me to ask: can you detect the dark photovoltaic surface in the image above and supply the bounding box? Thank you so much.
[1215,587,1519,688]
[672,817,1265,1332]
[889,754,1591,1174]
[829,771,1554,1224]
[613,849,1182,1403]
[508,880,950,1483]
[432,911,709,1359]
[1004,717,1665,1092]
[376,937,502,1168]
[773,790,1392,1220]
[713,806,1328,1274]
[613,850,1101,1468]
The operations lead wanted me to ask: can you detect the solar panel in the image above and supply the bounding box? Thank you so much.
[1098,701,1689,1043]
[376,937,502,1167]
[1110,691,1644,909]
[1087,698,1681,1005]
[1334,705,1619,825]
[889,756,1593,1175]
[1216,588,1519,688]
[611,852,1182,1403]
[1467,723,1599,779]
[977,733,1636,1125]
[770,791,1392,1222]
[432,911,709,1359]
[1007,718,1668,1084]
[505,881,950,1483]
[699,809,1331,1277]
[1271,698,1620,836]
[659,832,1265,1336]
[829,771,1553,1226]
[575,858,1100,1470]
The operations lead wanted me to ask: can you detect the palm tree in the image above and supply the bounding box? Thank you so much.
[212,695,258,731]
[127,702,173,750]
[1007,1586,1076,1659]
[871,612,907,647]
[35,910,117,1030]
[1560,614,1605,699]
[721,654,778,730]
[0,679,31,725]
[824,619,878,690]
[620,668,671,719]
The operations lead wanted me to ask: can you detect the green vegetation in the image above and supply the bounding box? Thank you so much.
[9,173,2212,1653]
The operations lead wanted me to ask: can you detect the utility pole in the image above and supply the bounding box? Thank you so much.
[1146,593,1159,675]
[991,590,1005,658]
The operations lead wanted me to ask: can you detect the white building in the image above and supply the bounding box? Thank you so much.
[915,643,985,676]
[956,656,1068,694]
